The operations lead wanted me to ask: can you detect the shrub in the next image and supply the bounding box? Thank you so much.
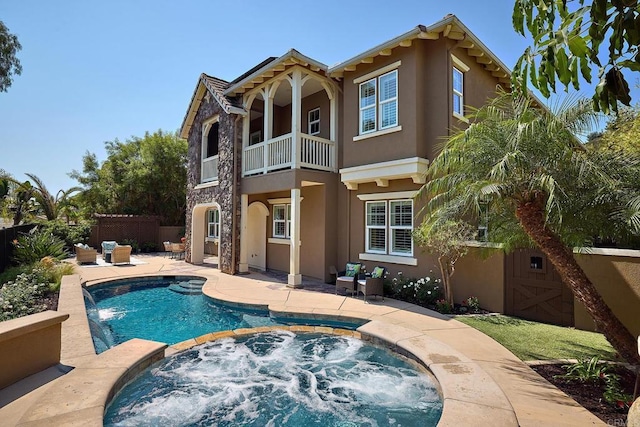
[32,257,75,291]
[11,228,67,264]
[0,263,34,286]
[464,296,481,313]
[435,299,453,314]
[385,272,444,307]
[141,241,157,253]
[0,272,50,321]
[38,220,92,252]
[559,356,634,410]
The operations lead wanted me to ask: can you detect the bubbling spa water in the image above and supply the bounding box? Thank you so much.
[105,331,443,426]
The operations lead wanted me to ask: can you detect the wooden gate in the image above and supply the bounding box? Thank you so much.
[505,249,574,326]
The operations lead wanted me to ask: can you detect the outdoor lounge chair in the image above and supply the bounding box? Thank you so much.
[335,262,362,296]
[163,241,172,257]
[171,243,185,260]
[111,245,132,265]
[357,266,386,302]
[75,243,97,264]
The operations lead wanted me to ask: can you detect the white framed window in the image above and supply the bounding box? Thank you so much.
[379,71,398,129]
[308,108,320,135]
[207,209,220,238]
[451,55,469,119]
[389,200,413,255]
[453,67,464,117]
[365,199,413,256]
[201,116,220,183]
[366,201,387,253]
[250,130,261,145]
[359,70,397,135]
[273,204,291,238]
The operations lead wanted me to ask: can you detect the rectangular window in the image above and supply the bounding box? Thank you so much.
[453,67,464,117]
[273,204,291,238]
[359,70,398,135]
[207,209,220,238]
[308,108,320,135]
[250,130,261,145]
[366,201,387,253]
[379,70,398,129]
[365,199,413,256]
[389,200,413,255]
[359,79,377,134]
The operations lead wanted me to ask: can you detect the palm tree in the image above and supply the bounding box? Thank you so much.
[419,92,640,364]
[24,173,81,221]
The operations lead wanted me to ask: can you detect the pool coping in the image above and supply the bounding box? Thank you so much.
[2,259,605,426]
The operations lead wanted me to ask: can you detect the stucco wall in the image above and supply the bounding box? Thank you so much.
[573,249,640,337]
[453,246,505,312]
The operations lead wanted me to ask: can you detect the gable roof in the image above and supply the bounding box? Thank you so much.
[328,14,511,87]
[224,49,328,97]
[179,73,247,139]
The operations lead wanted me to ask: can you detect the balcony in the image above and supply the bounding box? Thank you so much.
[242,132,336,176]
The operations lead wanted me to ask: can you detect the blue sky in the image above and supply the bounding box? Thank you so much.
[1,0,637,193]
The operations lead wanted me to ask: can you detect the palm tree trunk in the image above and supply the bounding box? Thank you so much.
[516,199,640,365]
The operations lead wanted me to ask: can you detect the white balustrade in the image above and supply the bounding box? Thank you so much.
[202,155,218,182]
[242,132,335,176]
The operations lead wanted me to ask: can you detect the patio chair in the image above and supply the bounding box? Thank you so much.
[163,241,172,257]
[101,241,117,262]
[75,243,97,264]
[335,262,362,296]
[357,266,386,302]
[111,245,132,265]
[171,243,186,260]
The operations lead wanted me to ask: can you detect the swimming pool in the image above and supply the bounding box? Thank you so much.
[85,276,364,353]
[104,330,443,426]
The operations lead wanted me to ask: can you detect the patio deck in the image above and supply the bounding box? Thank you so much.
[0,254,603,426]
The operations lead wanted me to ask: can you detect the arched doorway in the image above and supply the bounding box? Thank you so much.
[191,202,221,266]
[247,201,268,270]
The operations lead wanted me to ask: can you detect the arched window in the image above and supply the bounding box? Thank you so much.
[201,117,220,183]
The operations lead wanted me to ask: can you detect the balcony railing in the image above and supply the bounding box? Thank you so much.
[202,155,219,182]
[242,132,336,176]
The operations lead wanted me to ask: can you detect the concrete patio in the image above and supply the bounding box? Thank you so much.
[0,254,604,426]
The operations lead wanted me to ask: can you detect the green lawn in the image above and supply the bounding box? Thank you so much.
[455,315,618,362]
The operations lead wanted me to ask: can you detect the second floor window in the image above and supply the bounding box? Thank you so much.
[453,67,464,117]
[359,70,398,135]
[273,204,291,238]
[208,209,220,238]
[308,108,320,135]
[206,121,219,158]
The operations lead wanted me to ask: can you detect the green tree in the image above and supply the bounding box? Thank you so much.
[24,173,81,221]
[512,0,639,114]
[0,20,22,92]
[70,130,188,225]
[418,92,640,364]
[413,220,475,305]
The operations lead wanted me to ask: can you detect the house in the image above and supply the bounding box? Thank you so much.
[179,14,512,287]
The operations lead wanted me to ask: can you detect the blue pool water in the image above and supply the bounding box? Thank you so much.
[85,276,363,353]
[104,331,443,426]
[86,276,284,352]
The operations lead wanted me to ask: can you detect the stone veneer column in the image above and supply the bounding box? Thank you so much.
[288,188,302,288]
[239,194,249,273]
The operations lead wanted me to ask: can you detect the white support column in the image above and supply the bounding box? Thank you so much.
[263,86,273,173]
[329,95,337,171]
[239,194,249,273]
[287,188,302,288]
[290,69,302,169]
[242,114,250,149]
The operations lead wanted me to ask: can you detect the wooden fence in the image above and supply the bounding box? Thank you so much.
[88,214,161,252]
